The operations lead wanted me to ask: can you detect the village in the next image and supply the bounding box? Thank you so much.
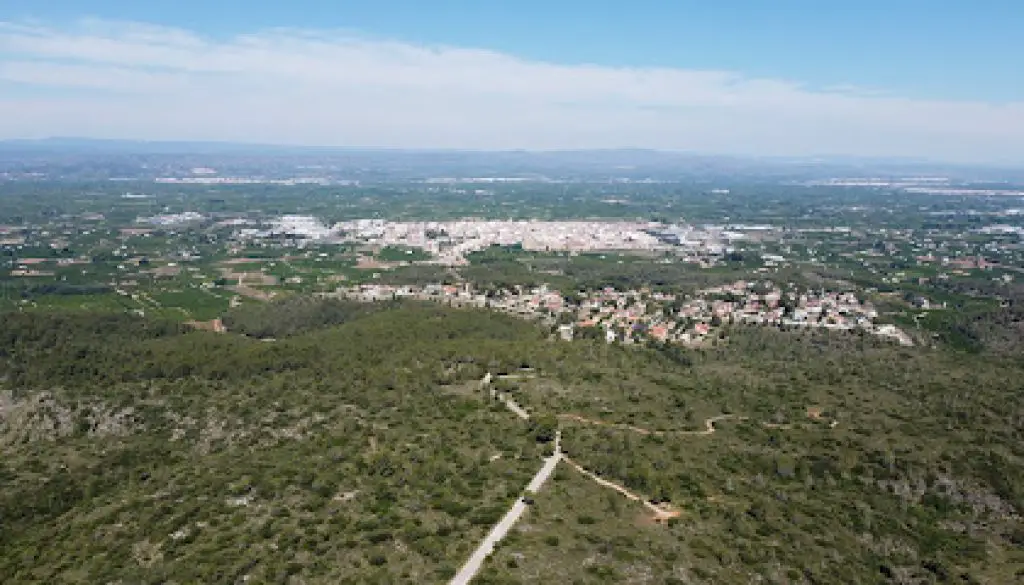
[333,279,914,347]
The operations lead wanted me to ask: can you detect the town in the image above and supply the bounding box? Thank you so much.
[334,280,914,347]
[2,179,1020,357]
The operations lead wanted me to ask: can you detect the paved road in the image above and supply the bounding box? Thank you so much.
[499,396,530,421]
[527,431,561,491]
[482,373,530,421]
[450,432,561,585]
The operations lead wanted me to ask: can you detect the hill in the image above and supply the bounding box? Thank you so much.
[1,302,1021,584]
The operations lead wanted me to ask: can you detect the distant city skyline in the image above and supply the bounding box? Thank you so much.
[1,1,1023,164]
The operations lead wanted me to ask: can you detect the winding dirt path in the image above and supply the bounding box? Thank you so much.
[457,374,842,583]
[557,414,663,436]
[560,412,839,436]
[558,413,747,436]
[563,457,680,522]
[686,414,747,435]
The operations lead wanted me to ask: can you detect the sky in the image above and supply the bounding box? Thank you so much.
[1,1,1022,164]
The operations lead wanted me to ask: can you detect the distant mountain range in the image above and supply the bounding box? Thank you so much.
[1,138,1021,182]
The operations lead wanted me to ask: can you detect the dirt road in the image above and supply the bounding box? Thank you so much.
[463,374,847,583]
[559,413,745,436]
[563,457,679,522]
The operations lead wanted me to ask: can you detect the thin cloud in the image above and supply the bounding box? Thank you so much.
[0,20,1021,164]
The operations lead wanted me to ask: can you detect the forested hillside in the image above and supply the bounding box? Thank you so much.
[1,302,1021,584]
[1,305,552,583]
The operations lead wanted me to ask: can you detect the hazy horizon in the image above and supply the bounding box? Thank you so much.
[4,136,1021,169]
[2,4,1023,165]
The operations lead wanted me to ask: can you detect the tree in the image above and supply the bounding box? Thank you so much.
[531,414,558,444]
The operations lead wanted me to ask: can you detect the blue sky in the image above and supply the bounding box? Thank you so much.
[1,1,1022,162]
[6,0,1021,101]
